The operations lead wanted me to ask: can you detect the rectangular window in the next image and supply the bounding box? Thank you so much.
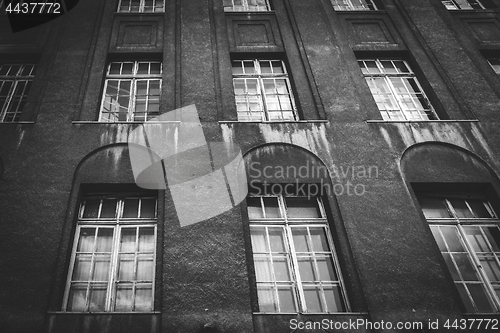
[64,195,157,312]
[0,63,37,122]
[331,0,381,11]
[232,59,298,122]
[358,59,437,121]
[247,194,349,313]
[223,0,271,12]
[487,58,500,74]
[442,0,496,10]
[99,61,162,122]
[117,0,165,12]
[417,194,500,313]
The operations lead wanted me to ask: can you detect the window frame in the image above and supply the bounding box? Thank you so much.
[98,61,162,123]
[223,0,272,12]
[232,59,299,122]
[442,0,488,10]
[63,195,158,313]
[487,58,500,75]
[0,63,37,123]
[247,193,350,313]
[358,58,438,121]
[418,193,500,313]
[331,0,380,11]
[117,0,165,13]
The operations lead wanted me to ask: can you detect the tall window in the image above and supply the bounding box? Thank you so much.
[117,0,165,12]
[358,59,437,121]
[417,193,500,313]
[0,63,37,122]
[442,0,490,10]
[99,61,161,122]
[247,193,349,313]
[64,195,157,312]
[331,0,381,11]
[232,59,298,122]
[223,0,271,11]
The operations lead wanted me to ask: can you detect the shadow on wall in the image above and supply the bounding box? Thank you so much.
[0,157,3,180]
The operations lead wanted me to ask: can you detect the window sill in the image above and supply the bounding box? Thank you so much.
[47,311,161,315]
[224,10,275,14]
[335,10,387,13]
[72,121,181,124]
[219,120,329,124]
[366,119,479,123]
[253,312,369,315]
[0,121,36,124]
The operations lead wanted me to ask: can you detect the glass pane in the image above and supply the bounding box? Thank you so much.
[417,196,450,218]
[292,228,310,252]
[254,256,272,281]
[441,226,465,252]
[456,284,475,313]
[324,286,345,312]
[485,227,500,252]
[100,199,117,218]
[139,228,155,252]
[141,199,156,218]
[247,197,263,219]
[310,228,330,252]
[273,257,291,281]
[135,286,153,311]
[123,199,140,218]
[430,227,447,252]
[77,228,95,252]
[251,228,268,253]
[89,285,106,311]
[277,286,296,312]
[137,258,154,281]
[72,255,91,281]
[263,197,280,218]
[450,199,474,218]
[115,285,133,311]
[82,199,100,218]
[120,229,137,252]
[468,200,493,218]
[317,256,337,281]
[303,287,322,312]
[285,197,321,218]
[268,228,285,252]
[453,254,480,281]
[96,229,113,252]
[298,257,316,281]
[118,255,135,281]
[92,256,111,281]
[442,253,461,280]
[479,256,500,282]
[257,286,277,312]
[67,285,87,311]
[464,227,489,252]
[122,63,134,74]
[468,284,495,313]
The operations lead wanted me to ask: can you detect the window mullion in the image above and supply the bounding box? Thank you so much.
[286,224,305,312]
[107,225,121,312]
[129,79,137,122]
[385,76,407,120]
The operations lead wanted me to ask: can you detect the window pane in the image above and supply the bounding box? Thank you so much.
[135,286,153,311]
[430,227,447,252]
[100,199,117,218]
[82,200,100,218]
[118,255,135,280]
[247,197,263,219]
[263,197,280,218]
[277,286,296,312]
[310,228,330,252]
[418,196,450,218]
[298,256,316,281]
[468,200,494,218]
[468,284,495,312]
[285,197,321,218]
[324,286,345,312]
[72,255,91,281]
[453,254,480,281]
[450,199,474,218]
[96,229,113,252]
[123,199,140,218]
[479,256,500,282]
[464,227,490,252]
[317,256,337,281]
[268,228,285,252]
[251,227,268,252]
[485,227,500,251]
[140,199,156,218]
[89,285,106,311]
[92,256,111,281]
[120,229,137,252]
[137,258,154,280]
[441,226,465,252]
[139,228,155,252]
[254,255,272,281]
[257,286,277,312]
[442,253,461,280]
[456,284,475,313]
[303,287,322,312]
[67,285,87,311]
[115,285,133,311]
[77,228,96,252]
[273,257,291,281]
[292,228,310,252]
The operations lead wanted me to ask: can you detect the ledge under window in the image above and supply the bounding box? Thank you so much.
[366,119,479,123]
[219,120,329,124]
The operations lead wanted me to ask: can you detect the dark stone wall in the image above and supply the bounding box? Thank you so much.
[0,0,499,332]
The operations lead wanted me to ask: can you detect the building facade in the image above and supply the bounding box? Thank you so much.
[0,0,500,332]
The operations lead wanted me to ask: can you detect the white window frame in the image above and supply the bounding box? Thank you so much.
[99,61,162,122]
[248,194,350,313]
[331,0,379,11]
[418,194,500,313]
[0,63,36,122]
[442,0,486,10]
[117,0,165,13]
[223,0,271,12]
[232,59,298,122]
[358,59,437,121]
[63,195,158,312]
